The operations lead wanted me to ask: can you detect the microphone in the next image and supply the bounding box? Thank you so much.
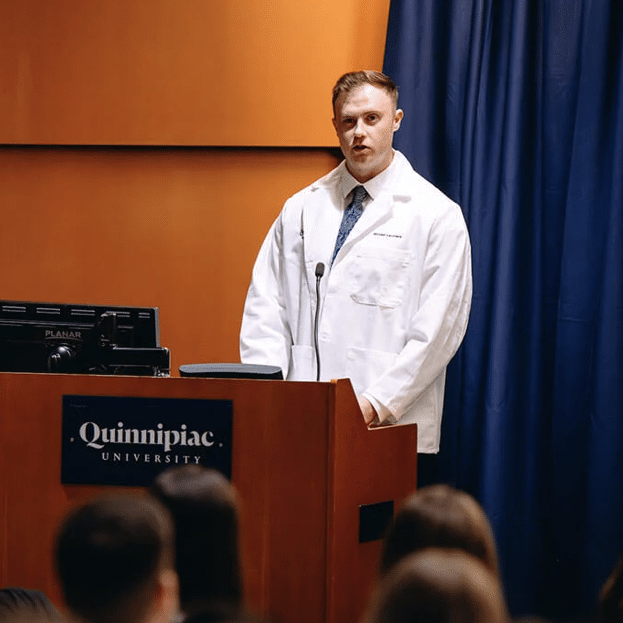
[314,262,325,382]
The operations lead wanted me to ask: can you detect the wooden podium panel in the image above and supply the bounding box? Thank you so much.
[0,373,417,623]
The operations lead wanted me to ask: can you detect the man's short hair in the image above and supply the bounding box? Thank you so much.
[55,493,174,623]
[332,70,399,112]
[150,465,242,614]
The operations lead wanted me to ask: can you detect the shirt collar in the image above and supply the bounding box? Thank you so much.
[339,150,400,202]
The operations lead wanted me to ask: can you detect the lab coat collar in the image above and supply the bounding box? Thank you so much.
[339,152,399,203]
[304,150,418,267]
[311,150,417,200]
[341,152,409,243]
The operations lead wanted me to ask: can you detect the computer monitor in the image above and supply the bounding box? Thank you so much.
[0,300,170,376]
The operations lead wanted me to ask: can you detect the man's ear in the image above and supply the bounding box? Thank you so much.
[393,109,404,132]
[332,116,338,133]
[153,569,179,623]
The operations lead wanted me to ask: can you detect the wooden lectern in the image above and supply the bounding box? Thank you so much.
[0,372,417,623]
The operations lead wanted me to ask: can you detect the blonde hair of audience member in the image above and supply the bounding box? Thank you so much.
[364,549,508,623]
[380,484,499,578]
[54,494,178,623]
[599,552,623,623]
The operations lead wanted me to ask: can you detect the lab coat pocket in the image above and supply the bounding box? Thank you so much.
[349,247,410,308]
[290,345,314,381]
[345,346,397,395]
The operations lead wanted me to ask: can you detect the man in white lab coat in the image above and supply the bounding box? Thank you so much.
[240,71,472,453]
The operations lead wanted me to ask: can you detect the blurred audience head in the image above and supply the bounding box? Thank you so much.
[380,484,498,577]
[364,548,508,623]
[599,552,623,623]
[0,587,63,623]
[54,493,178,623]
[150,465,242,616]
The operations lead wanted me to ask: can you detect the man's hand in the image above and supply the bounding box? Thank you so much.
[358,396,378,426]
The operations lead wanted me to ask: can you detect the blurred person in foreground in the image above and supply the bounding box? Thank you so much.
[0,587,64,623]
[150,465,244,623]
[379,484,499,578]
[363,548,508,623]
[54,493,178,623]
[599,551,623,623]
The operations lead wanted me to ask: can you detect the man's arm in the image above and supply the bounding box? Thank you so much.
[239,214,292,376]
[358,396,378,426]
[363,204,473,422]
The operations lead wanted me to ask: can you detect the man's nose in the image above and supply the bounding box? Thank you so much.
[353,119,366,136]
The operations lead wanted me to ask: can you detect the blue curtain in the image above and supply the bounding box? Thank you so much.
[383,0,623,618]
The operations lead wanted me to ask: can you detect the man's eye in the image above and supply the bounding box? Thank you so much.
[367,115,379,123]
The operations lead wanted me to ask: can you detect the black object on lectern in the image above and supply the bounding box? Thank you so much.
[179,363,283,379]
[0,300,170,376]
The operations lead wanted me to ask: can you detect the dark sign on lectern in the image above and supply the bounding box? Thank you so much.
[61,395,233,486]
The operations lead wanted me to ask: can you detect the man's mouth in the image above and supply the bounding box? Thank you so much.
[353,145,368,152]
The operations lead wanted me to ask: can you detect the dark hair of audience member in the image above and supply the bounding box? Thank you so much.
[379,484,499,578]
[54,493,176,623]
[183,607,271,623]
[363,548,508,623]
[599,551,623,623]
[150,465,242,617]
[0,587,64,622]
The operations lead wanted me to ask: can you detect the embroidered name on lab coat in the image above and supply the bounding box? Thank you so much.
[373,232,403,239]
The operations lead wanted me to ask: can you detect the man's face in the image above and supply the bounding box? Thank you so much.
[332,84,403,183]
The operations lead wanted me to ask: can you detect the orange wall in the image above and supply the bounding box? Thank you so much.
[0,146,341,371]
[0,0,390,146]
[0,0,390,374]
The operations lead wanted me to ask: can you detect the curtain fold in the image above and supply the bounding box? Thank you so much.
[384,0,623,617]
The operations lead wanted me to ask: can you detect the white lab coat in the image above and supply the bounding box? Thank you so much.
[240,151,472,453]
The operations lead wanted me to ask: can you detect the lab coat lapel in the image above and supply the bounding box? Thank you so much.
[334,191,394,261]
[301,185,342,268]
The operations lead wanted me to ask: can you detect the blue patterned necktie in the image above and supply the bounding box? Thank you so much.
[331,185,367,265]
